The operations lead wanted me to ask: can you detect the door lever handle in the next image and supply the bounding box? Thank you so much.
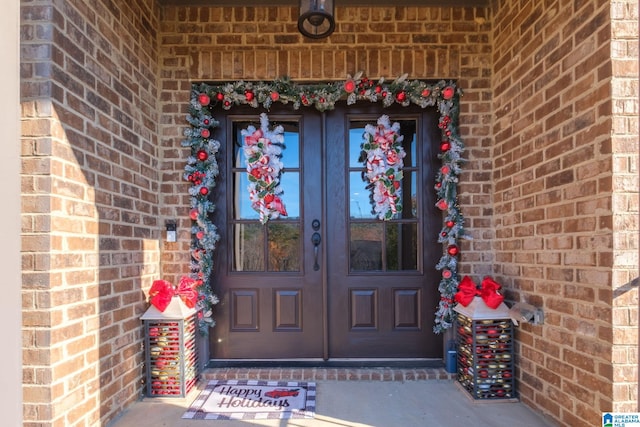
[311,232,321,271]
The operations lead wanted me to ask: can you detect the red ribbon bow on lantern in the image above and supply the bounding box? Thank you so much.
[149,276,199,312]
[454,275,504,309]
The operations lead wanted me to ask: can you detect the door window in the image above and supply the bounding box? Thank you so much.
[231,120,302,272]
[347,119,419,272]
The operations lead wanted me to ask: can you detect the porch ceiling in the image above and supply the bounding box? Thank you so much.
[158,0,490,6]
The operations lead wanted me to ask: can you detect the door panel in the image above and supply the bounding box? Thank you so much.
[325,104,442,358]
[211,106,324,359]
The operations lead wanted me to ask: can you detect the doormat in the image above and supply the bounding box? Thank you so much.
[182,379,316,420]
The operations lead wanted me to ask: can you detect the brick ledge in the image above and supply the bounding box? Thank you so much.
[201,367,455,382]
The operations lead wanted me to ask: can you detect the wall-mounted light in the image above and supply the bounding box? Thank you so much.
[298,0,335,39]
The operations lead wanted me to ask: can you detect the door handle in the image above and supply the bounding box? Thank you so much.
[311,232,321,271]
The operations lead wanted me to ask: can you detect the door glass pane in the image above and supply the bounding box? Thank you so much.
[350,222,383,271]
[233,121,252,168]
[267,223,301,272]
[348,124,367,167]
[399,121,417,168]
[232,223,264,271]
[279,172,300,219]
[397,170,417,219]
[386,223,418,271]
[349,171,374,219]
[280,127,300,168]
[233,172,258,220]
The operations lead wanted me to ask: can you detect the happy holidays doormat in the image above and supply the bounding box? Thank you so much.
[182,379,316,420]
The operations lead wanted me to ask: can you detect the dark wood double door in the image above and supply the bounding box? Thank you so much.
[210,103,442,360]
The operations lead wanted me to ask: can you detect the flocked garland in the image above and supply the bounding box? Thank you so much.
[183,72,468,333]
[182,110,221,333]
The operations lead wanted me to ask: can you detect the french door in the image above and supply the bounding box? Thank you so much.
[210,103,442,360]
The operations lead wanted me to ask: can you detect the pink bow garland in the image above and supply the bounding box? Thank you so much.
[454,275,504,309]
[149,276,199,312]
[244,129,263,146]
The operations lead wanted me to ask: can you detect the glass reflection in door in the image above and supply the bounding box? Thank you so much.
[347,119,419,272]
[231,120,302,272]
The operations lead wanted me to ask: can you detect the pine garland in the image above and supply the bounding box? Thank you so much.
[183,73,468,333]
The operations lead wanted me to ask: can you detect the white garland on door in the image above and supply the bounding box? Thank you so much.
[360,115,407,220]
[241,113,288,224]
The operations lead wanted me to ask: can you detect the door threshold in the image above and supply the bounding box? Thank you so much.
[207,358,443,369]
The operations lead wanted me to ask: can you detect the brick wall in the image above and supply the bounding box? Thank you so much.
[610,0,640,413]
[157,4,494,282]
[21,0,161,426]
[492,0,638,425]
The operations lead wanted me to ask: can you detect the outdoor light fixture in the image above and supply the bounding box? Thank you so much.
[298,0,335,39]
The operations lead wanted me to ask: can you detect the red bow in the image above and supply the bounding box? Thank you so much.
[175,276,198,309]
[454,276,504,309]
[149,277,199,312]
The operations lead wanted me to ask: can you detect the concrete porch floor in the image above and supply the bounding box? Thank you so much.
[107,368,556,427]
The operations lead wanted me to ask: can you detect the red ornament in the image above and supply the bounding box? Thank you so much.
[263,194,275,203]
[382,91,388,98]
[436,199,448,210]
[344,79,356,93]
[270,91,280,101]
[216,92,224,101]
[421,88,431,97]
[196,150,208,161]
[199,187,209,196]
[441,165,450,175]
[198,93,210,106]
[447,244,459,256]
[442,86,455,100]
[203,119,210,125]
[396,91,406,102]
[442,269,452,279]
[375,85,382,94]
[245,90,254,102]
[441,231,447,237]
[196,231,204,240]
[189,209,199,220]
[435,182,442,189]
[200,129,210,138]
[446,220,455,228]
[440,141,451,152]
[223,100,230,107]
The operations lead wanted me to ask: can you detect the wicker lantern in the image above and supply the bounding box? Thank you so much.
[141,296,198,397]
[454,296,516,400]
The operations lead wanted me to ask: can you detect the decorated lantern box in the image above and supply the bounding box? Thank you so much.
[453,276,516,401]
[141,291,199,398]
